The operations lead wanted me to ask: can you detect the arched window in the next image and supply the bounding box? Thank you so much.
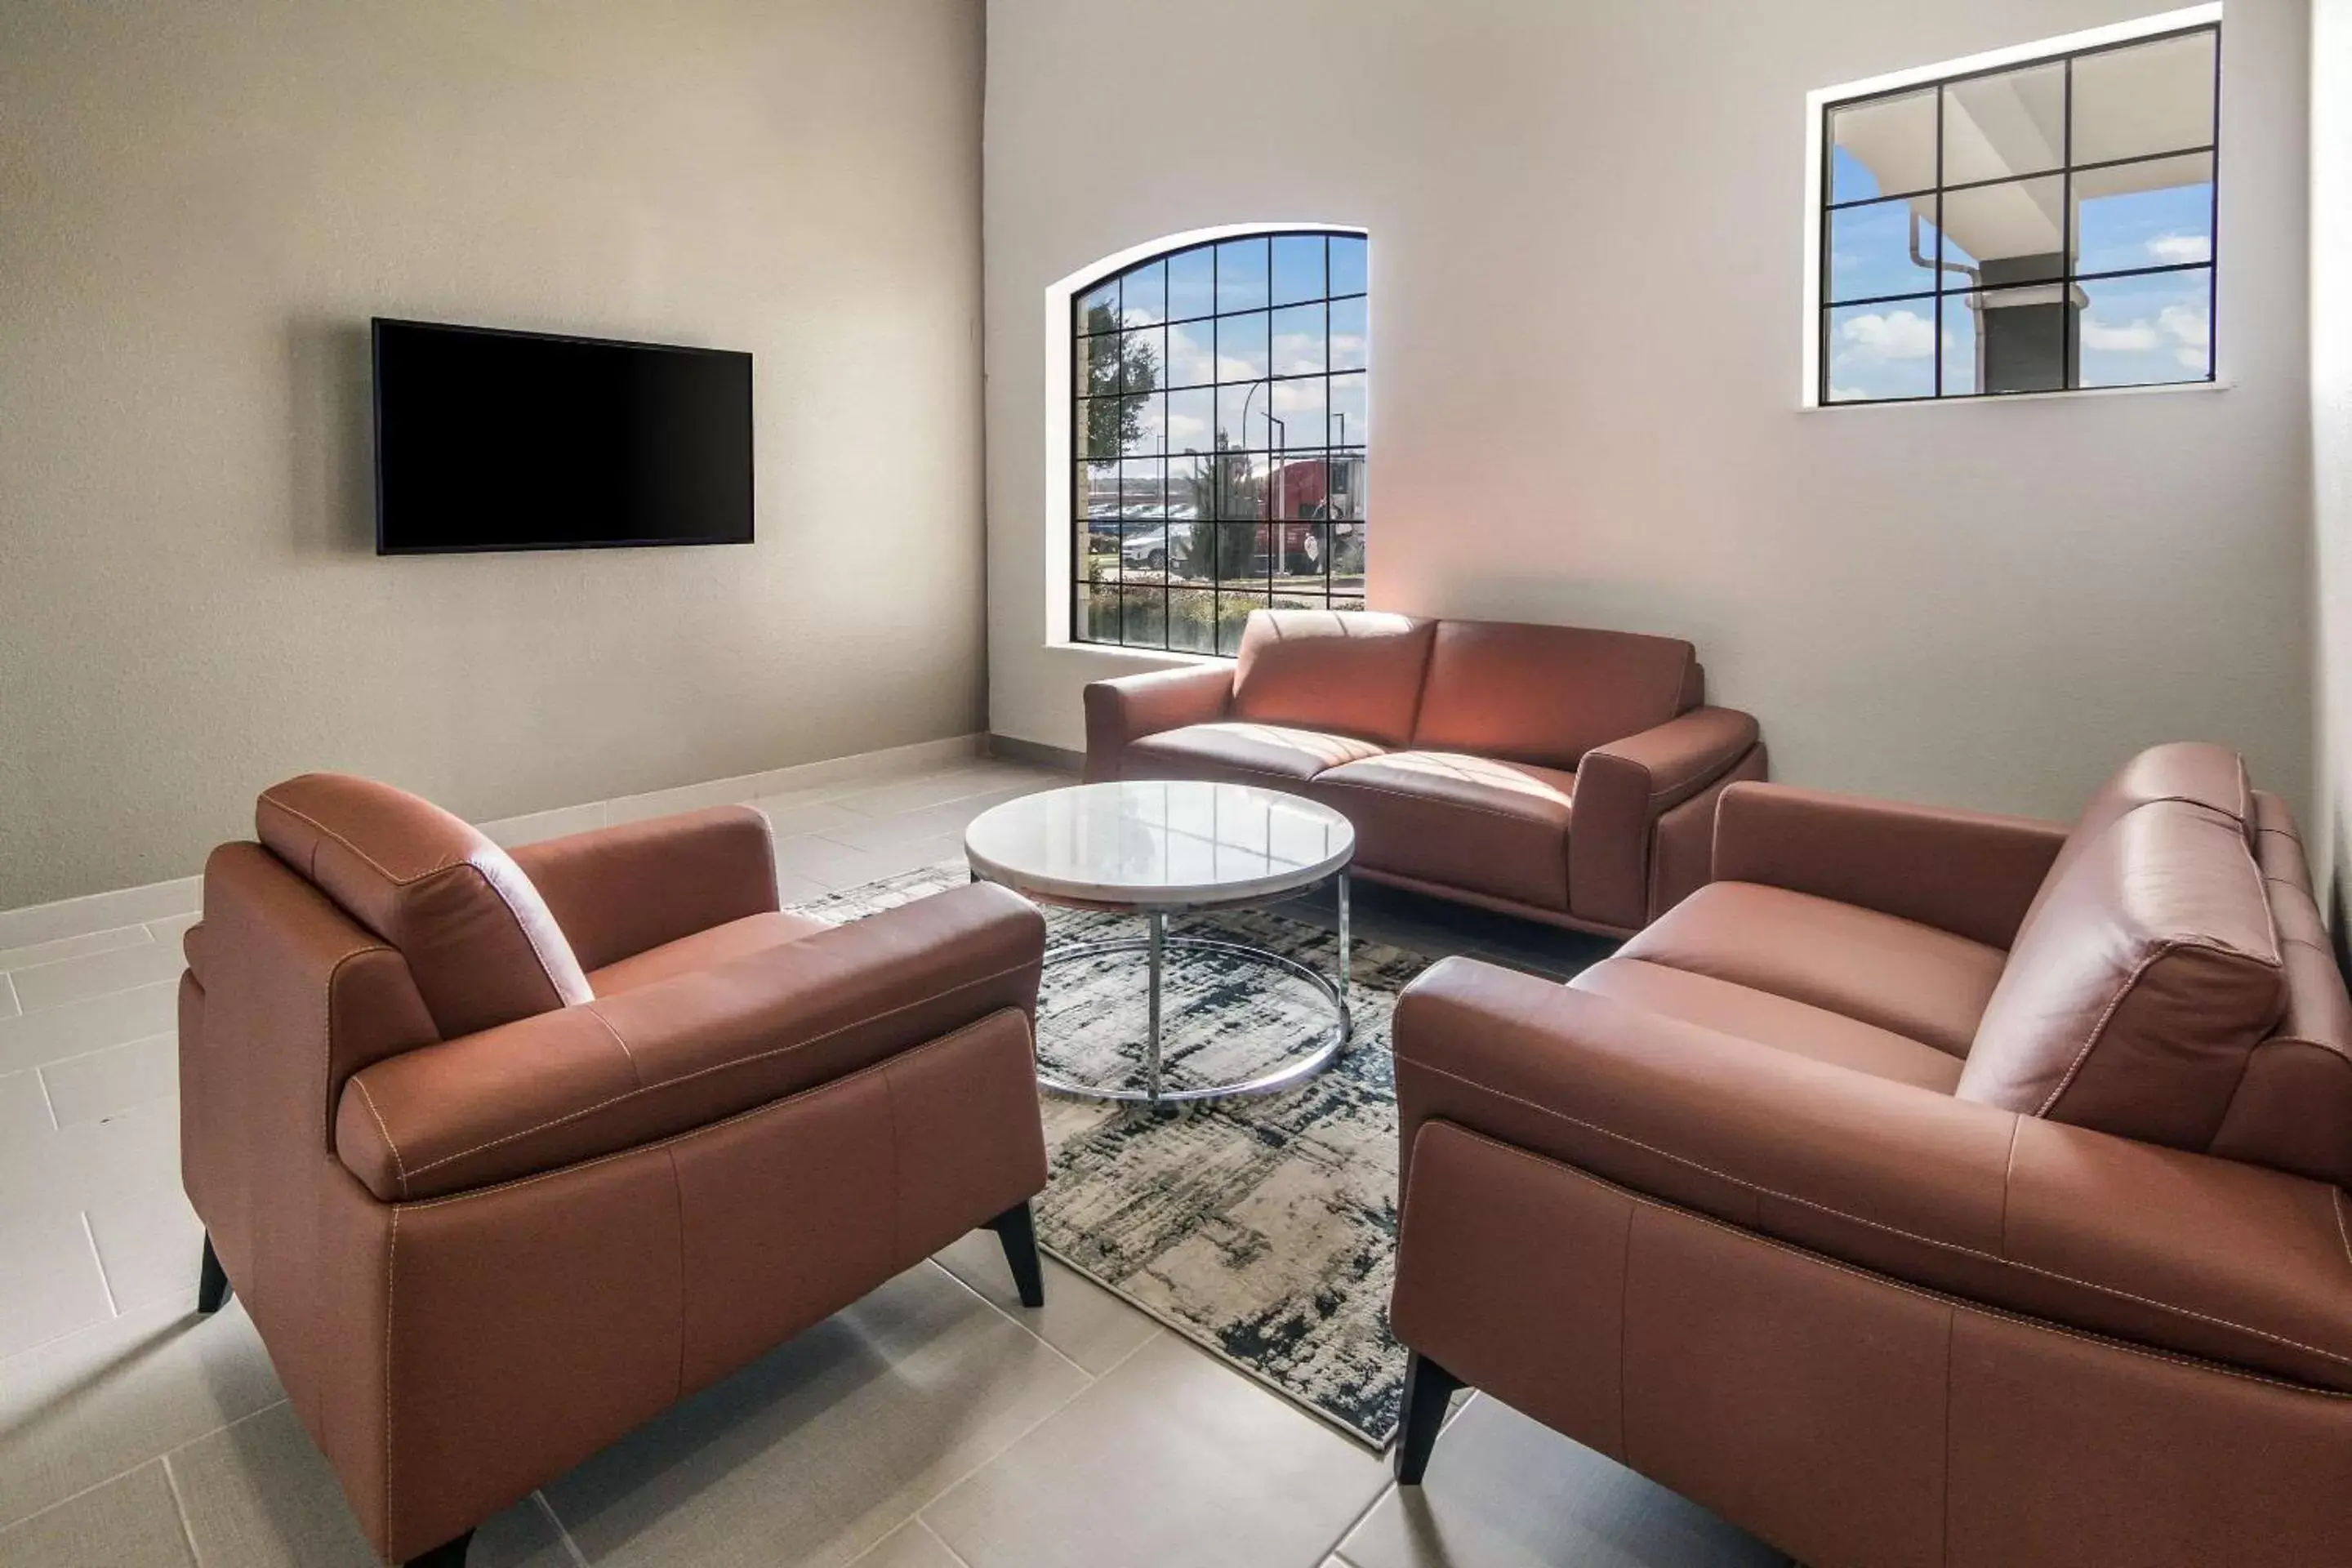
[1071,229,1367,653]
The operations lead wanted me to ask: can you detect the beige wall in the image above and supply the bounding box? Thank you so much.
[984,0,2316,823]
[0,0,987,907]
[2316,0,2352,908]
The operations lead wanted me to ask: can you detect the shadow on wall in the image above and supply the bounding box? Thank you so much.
[1396,569,1742,659]
[287,318,376,555]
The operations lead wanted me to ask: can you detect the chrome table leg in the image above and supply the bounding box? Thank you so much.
[1146,909,1165,1107]
[1337,872,1352,1036]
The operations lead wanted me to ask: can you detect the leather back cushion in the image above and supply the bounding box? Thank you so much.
[2014,741,2252,939]
[256,773,590,1038]
[1957,797,2284,1154]
[1230,610,1436,746]
[1410,620,1698,769]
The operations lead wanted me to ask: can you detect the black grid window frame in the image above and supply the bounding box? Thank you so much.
[1070,229,1369,654]
[1816,21,2221,406]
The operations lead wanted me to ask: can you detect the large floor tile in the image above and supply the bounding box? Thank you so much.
[922,1332,1391,1568]
[167,1404,576,1568]
[0,971,17,1019]
[833,765,1059,820]
[0,1097,183,1218]
[0,1207,116,1358]
[0,878,199,956]
[84,1182,207,1313]
[11,941,191,1014]
[931,1229,1159,1376]
[754,797,872,840]
[0,1462,195,1568]
[848,1518,971,1568]
[0,1296,284,1527]
[0,1068,55,1140]
[772,832,896,891]
[42,1033,177,1128]
[814,786,1045,857]
[1334,1396,1786,1568]
[0,923,152,975]
[0,978,178,1076]
[541,1261,1091,1568]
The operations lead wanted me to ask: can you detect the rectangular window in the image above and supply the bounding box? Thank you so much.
[1071,230,1367,653]
[1814,14,2219,404]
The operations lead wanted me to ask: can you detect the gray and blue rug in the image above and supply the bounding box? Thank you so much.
[789,863,1434,1448]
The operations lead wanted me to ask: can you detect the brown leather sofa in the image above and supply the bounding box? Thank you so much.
[1084,609,1765,934]
[178,773,1051,1567]
[1387,744,2352,1567]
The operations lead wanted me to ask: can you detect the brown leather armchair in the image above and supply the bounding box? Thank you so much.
[1085,609,1765,933]
[178,773,1050,1566]
[1387,745,2352,1568]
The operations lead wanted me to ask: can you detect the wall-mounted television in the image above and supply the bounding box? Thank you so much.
[372,318,753,555]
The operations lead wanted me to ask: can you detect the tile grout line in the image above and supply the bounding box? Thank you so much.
[157,1453,206,1566]
[0,1395,293,1538]
[911,1515,977,1567]
[531,1488,593,1568]
[920,1258,1097,1383]
[32,1062,60,1131]
[78,1211,120,1316]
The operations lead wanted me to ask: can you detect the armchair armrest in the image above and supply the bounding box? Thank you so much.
[336,882,1045,1200]
[1083,662,1234,782]
[1568,706,1760,929]
[510,804,779,972]
[1393,956,2352,1391]
[1713,782,2068,949]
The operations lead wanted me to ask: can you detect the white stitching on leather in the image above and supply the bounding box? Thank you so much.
[583,1004,644,1090]
[2036,934,2284,1119]
[353,1079,408,1200]
[1423,1120,2352,1400]
[2335,1189,2351,1276]
[321,943,399,1147]
[397,1009,1026,1209]
[394,958,1037,1181]
[260,792,465,884]
[1396,1054,2352,1372]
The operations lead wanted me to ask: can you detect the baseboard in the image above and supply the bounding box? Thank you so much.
[985,733,1084,773]
[0,733,988,952]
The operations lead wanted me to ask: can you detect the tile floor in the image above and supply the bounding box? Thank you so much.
[0,755,1784,1567]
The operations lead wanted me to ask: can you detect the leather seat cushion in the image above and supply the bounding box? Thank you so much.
[588,911,831,996]
[1125,722,1386,784]
[1571,955,1964,1094]
[1618,881,2006,1057]
[1313,751,1575,911]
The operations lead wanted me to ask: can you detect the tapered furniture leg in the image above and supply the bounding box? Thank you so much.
[196,1233,231,1316]
[1393,1351,1463,1485]
[405,1530,473,1566]
[987,1200,1047,1308]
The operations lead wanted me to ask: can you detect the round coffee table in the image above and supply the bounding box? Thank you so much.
[964,780,1355,1107]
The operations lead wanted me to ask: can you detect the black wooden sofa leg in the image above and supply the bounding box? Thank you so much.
[405,1529,473,1566]
[196,1233,231,1316]
[986,1200,1046,1308]
[1394,1351,1463,1485]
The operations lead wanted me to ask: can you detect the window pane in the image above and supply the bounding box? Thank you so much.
[2078,267,2212,386]
[1076,277,1119,331]
[2071,29,2216,166]
[1120,394,1164,457]
[1165,389,1214,457]
[2074,152,2212,275]
[1217,381,1272,449]
[1829,87,1935,203]
[1215,453,1270,521]
[1954,283,2067,394]
[1271,304,1327,376]
[1166,246,1216,320]
[1165,320,1215,388]
[1330,296,1368,371]
[1120,518,1174,575]
[1119,327,1162,394]
[1216,237,1269,313]
[1168,453,1213,519]
[1075,399,1121,462]
[1940,175,2066,287]
[1823,297,1938,401]
[1077,457,1120,518]
[1828,196,1938,303]
[1330,520,1366,584]
[1272,234,1325,305]
[1169,587,1217,652]
[1169,520,1216,580]
[1081,581,1120,641]
[1940,292,1980,395]
[1075,332,1122,399]
[1270,378,1328,457]
[1940,60,2065,185]
[1271,522,1330,588]
[1330,235,1367,296]
[1265,453,1325,522]
[1122,586,1167,648]
[1217,310,1269,381]
[1218,589,1268,653]
[1120,457,1165,516]
[1327,372,1369,448]
[1120,260,1165,327]
[1330,596,1366,615]
[1325,452,1367,521]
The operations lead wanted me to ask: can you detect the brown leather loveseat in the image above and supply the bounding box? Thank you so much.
[1387,743,2352,1566]
[1084,609,1766,934]
[179,773,1052,1566]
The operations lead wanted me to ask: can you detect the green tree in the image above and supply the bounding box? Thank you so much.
[1082,302,1158,458]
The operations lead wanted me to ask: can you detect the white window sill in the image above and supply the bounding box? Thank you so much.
[1799,379,2234,412]
[1041,640,1233,666]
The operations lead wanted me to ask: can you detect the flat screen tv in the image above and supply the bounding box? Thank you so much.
[372,318,753,554]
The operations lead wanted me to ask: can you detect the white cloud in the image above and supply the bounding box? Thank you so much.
[2158,303,2208,350]
[2146,233,2212,265]
[1833,309,1936,363]
[2081,318,2158,352]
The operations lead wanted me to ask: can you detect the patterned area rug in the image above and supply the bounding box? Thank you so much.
[788,863,1436,1448]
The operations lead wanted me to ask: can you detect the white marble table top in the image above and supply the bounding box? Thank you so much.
[964,781,1355,909]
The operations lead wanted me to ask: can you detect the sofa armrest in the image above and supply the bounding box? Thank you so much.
[1083,663,1234,782]
[1568,706,1760,930]
[510,804,778,972]
[336,881,1045,1200]
[1392,956,2352,1392]
[1713,782,2068,949]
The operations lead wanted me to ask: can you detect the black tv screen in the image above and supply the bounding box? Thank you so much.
[372,318,753,554]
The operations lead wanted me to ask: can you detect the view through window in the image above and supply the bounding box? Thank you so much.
[1820,20,2218,403]
[1071,230,1367,653]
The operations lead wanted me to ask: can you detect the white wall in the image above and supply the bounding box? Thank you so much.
[983,0,2315,823]
[2314,0,2352,901]
[0,0,986,906]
